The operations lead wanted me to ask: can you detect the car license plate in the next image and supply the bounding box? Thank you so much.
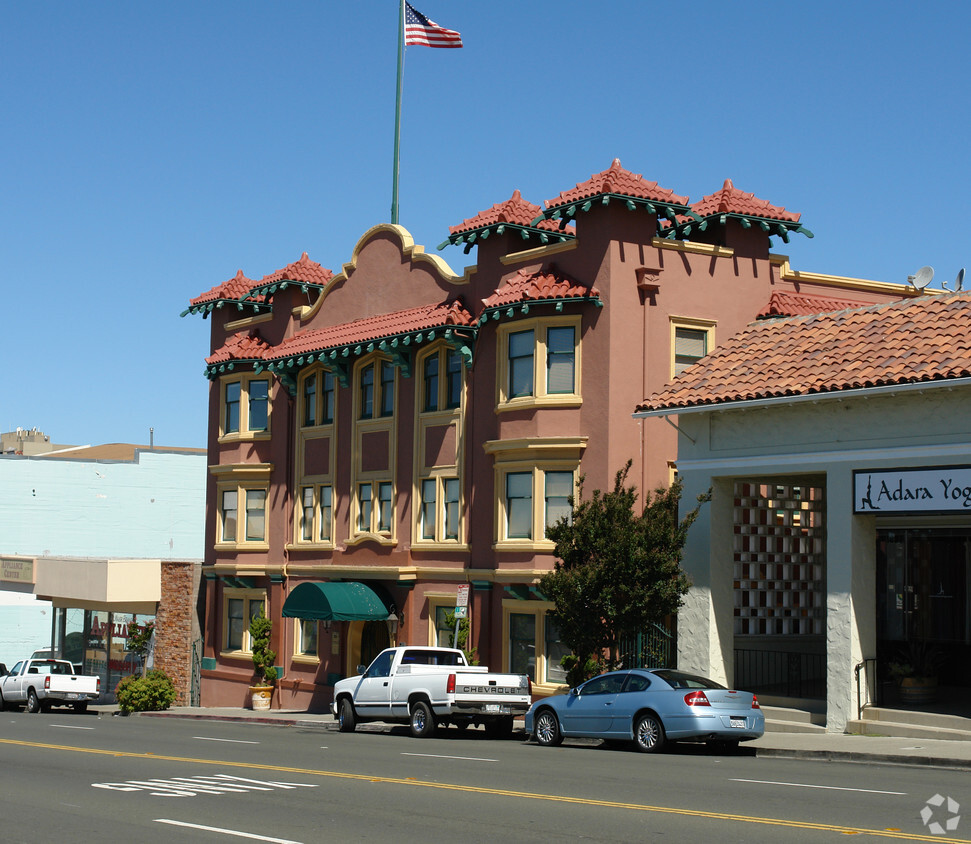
[484,704,510,714]
[730,717,746,728]
[67,693,79,700]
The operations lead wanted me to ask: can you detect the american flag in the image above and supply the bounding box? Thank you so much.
[404,3,463,48]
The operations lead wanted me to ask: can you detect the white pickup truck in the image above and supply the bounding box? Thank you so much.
[0,658,101,713]
[332,646,531,738]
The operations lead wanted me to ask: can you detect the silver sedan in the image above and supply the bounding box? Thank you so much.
[524,668,765,753]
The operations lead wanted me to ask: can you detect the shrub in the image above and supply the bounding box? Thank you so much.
[115,669,177,714]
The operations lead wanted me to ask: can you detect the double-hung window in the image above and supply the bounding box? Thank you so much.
[503,603,568,688]
[670,318,715,378]
[484,437,584,550]
[221,374,272,438]
[421,347,464,413]
[217,485,268,546]
[498,317,581,408]
[359,359,396,420]
[357,481,393,534]
[418,476,461,543]
[298,485,333,544]
[223,592,265,654]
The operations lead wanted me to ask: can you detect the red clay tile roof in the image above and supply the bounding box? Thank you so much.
[267,300,475,360]
[449,190,571,236]
[189,269,260,307]
[638,290,971,413]
[482,266,601,309]
[757,291,871,319]
[257,252,333,287]
[690,179,800,223]
[543,159,689,211]
[206,331,273,365]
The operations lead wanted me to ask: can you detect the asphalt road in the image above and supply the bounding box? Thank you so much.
[0,708,967,843]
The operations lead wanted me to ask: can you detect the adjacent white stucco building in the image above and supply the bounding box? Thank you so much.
[636,290,971,731]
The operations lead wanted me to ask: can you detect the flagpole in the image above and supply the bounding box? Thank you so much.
[391,0,405,225]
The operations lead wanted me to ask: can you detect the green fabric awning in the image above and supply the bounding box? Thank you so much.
[281,581,390,622]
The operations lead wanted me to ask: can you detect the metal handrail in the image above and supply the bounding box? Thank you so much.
[854,657,877,720]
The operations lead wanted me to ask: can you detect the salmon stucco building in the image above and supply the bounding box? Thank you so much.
[184,160,916,710]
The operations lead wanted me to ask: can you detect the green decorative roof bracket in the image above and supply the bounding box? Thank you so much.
[445,333,475,367]
[390,348,412,379]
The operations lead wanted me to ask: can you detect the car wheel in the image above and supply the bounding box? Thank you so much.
[534,709,563,747]
[633,712,665,753]
[26,689,41,714]
[338,698,356,733]
[410,700,436,738]
[0,690,5,711]
[73,703,88,714]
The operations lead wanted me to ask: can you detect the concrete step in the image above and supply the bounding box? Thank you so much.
[861,707,971,733]
[761,704,827,730]
[845,719,971,742]
[765,718,827,734]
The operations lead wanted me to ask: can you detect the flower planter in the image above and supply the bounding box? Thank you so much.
[249,685,274,711]
[898,676,938,704]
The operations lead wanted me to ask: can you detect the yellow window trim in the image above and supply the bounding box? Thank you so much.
[217,372,273,439]
[669,316,716,381]
[496,315,582,408]
[493,462,578,549]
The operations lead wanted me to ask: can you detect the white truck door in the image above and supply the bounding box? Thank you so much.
[354,650,395,719]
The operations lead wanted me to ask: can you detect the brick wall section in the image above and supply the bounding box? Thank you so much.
[155,561,201,705]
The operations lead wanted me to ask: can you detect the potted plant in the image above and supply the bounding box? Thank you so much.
[248,607,277,711]
[888,641,944,704]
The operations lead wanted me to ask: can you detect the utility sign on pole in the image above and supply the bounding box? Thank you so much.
[453,584,471,646]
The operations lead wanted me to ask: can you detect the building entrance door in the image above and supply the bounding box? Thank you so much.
[876,528,970,690]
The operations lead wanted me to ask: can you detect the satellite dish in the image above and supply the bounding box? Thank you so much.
[908,266,934,290]
[944,267,965,292]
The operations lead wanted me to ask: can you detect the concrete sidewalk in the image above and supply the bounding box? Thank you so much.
[100,705,971,770]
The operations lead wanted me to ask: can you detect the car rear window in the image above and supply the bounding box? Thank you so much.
[400,650,465,666]
[652,670,726,690]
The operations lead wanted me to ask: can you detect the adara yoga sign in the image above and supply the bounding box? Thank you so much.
[854,465,971,514]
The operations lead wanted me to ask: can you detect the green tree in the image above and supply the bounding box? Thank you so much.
[249,608,277,686]
[126,619,155,678]
[541,460,710,684]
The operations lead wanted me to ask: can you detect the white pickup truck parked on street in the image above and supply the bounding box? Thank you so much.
[331,646,531,738]
[0,658,101,713]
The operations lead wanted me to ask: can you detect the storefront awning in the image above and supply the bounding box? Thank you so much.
[281,581,390,621]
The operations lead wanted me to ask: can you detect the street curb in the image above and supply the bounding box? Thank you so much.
[755,747,971,771]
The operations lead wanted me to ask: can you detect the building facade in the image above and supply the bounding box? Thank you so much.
[636,290,971,730]
[185,160,915,709]
[0,439,207,703]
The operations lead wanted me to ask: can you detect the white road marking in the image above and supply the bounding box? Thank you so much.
[93,773,319,798]
[156,819,303,843]
[51,724,94,730]
[194,736,260,744]
[401,752,498,762]
[730,778,906,795]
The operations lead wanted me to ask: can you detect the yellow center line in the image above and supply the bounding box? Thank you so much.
[2,737,964,843]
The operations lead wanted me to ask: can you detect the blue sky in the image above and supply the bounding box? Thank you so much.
[3,1,969,449]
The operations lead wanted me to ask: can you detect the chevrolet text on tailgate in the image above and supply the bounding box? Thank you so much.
[331,646,531,738]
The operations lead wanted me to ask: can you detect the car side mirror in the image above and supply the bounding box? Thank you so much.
[571,687,580,696]
[357,664,367,675]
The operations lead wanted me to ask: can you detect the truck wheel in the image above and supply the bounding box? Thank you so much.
[410,701,436,738]
[338,698,356,733]
[26,689,41,714]
[534,709,563,747]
